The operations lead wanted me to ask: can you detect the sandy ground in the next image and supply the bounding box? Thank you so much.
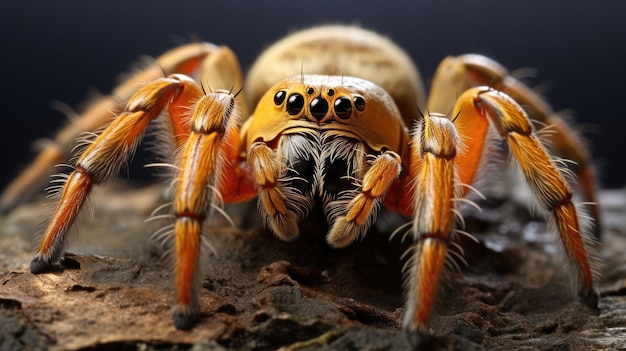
[1,182,625,351]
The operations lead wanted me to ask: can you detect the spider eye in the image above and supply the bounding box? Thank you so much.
[286,93,304,115]
[274,90,286,105]
[353,95,366,112]
[310,97,329,120]
[334,97,352,119]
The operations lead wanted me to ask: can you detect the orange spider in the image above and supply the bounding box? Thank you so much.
[3,25,600,344]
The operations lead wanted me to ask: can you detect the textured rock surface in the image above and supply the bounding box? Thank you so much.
[1,183,625,351]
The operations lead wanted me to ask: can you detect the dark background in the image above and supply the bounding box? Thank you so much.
[1,1,624,190]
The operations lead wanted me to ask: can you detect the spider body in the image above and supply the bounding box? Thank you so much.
[6,25,600,344]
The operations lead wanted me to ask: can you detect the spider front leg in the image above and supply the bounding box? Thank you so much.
[30,74,203,273]
[402,115,460,343]
[170,89,241,329]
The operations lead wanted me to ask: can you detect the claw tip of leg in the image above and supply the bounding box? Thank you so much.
[580,289,600,309]
[30,256,51,274]
[172,305,198,330]
[405,329,434,350]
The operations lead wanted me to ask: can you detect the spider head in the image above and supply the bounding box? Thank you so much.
[245,75,409,158]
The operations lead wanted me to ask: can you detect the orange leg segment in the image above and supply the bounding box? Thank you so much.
[404,115,459,341]
[171,90,241,329]
[30,168,93,272]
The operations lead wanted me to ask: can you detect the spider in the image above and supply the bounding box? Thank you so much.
[5,25,600,345]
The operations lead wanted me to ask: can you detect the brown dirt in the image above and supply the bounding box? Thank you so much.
[1,183,625,351]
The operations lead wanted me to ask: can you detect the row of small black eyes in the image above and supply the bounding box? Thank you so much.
[273,90,365,120]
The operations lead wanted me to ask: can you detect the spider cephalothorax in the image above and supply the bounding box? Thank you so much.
[245,75,409,245]
[3,25,600,345]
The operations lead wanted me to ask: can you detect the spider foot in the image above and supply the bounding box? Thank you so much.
[172,304,199,330]
[405,329,434,350]
[30,255,56,274]
[579,289,600,309]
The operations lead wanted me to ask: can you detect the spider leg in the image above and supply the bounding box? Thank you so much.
[170,89,243,330]
[0,43,215,213]
[29,43,249,330]
[401,86,599,343]
[460,86,599,306]
[402,115,460,343]
[326,150,401,248]
[247,141,300,241]
[428,54,601,238]
[30,74,203,274]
